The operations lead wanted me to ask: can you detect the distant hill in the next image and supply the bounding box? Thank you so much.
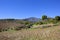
[23,17,41,22]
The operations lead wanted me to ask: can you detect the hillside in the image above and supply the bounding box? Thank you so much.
[0,25,60,40]
[0,19,28,31]
[0,18,41,32]
[0,18,60,40]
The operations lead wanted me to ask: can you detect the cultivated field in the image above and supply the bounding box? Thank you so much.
[0,25,60,40]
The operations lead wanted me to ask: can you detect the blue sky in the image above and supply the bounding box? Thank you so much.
[0,0,60,19]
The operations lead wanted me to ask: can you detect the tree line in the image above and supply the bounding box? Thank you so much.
[42,15,60,21]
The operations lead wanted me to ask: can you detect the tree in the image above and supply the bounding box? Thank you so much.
[55,16,60,21]
[42,15,47,20]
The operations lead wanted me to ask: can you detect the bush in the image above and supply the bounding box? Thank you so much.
[42,15,47,20]
[15,26,23,30]
[55,16,60,21]
[34,22,43,25]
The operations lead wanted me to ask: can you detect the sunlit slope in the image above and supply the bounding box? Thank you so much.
[0,25,60,40]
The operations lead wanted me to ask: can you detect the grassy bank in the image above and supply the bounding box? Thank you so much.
[0,25,60,40]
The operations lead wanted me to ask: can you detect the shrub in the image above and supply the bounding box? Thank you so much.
[42,15,47,20]
[55,16,60,21]
[15,26,23,30]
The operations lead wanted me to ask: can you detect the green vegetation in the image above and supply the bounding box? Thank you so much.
[42,15,47,20]
[0,15,60,32]
[0,15,60,40]
[55,16,60,21]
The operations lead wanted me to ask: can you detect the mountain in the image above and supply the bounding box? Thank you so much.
[23,17,41,22]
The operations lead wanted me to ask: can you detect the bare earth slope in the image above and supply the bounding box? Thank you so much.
[0,20,26,31]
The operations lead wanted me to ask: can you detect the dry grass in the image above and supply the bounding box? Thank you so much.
[0,25,60,40]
